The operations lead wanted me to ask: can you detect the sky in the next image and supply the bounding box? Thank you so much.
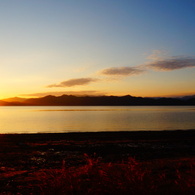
[0,0,194,99]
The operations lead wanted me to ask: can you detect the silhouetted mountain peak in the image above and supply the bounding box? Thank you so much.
[0,94,195,106]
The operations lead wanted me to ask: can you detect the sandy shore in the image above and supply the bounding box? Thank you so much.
[0,130,195,194]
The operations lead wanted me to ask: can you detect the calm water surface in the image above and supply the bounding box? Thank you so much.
[0,106,194,134]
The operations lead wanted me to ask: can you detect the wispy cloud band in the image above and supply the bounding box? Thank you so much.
[21,90,106,97]
[100,67,145,76]
[46,53,195,92]
[146,57,195,71]
[47,78,99,88]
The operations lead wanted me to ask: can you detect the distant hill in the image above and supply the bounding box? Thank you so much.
[0,94,195,106]
[2,97,27,103]
[180,95,195,100]
[0,100,8,106]
[0,100,24,106]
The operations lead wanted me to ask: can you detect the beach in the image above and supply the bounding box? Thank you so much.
[0,130,195,194]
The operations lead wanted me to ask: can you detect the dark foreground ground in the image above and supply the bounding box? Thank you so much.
[0,130,195,194]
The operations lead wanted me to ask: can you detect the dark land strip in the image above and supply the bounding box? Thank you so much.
[0,130,195,194]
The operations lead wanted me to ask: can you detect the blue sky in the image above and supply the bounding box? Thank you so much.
[0,0,194,98]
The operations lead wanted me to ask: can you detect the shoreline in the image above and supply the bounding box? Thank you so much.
[1,128,195,139]
[1,129,195,161]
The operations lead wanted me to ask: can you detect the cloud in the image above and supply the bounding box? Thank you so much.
[100,67,145,76]
[21,90,107,97]
[99,54,195,79]
[146,50,168,60]
[47,78,99,88]
[146,57,195,71]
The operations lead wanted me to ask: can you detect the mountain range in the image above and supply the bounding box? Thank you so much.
[0,95,195,106]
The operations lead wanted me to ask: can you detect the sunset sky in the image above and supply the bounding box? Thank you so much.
[0,0,194,99]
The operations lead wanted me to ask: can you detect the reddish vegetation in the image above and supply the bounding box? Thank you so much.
[0,131,195,194]
[21,156,195,194]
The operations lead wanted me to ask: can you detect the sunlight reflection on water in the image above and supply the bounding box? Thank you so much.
[36,107,195,112]
[0,106,194,134]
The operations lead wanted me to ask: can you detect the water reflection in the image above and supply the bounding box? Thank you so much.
[0,106,194,134]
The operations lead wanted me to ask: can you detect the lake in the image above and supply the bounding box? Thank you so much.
[0,106,194,134]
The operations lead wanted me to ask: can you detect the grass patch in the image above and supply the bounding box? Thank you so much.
[20,156,195,195]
